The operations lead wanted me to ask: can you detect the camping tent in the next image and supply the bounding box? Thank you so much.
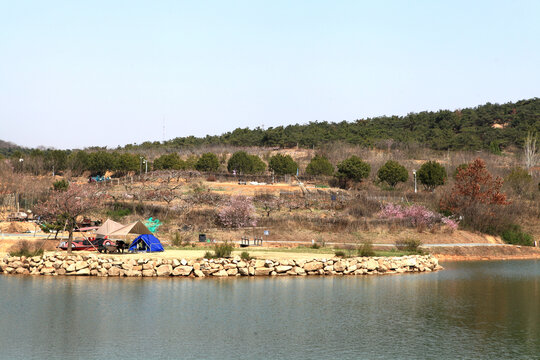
[108,220,153,236]
[96,219,124,236]
[128,234,164,252]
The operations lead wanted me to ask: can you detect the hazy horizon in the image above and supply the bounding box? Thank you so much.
[1,1,539,150]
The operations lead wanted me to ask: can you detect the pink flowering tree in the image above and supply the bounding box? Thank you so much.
[34,184,103,253]
[218,196,257,228]
[379,203,458,232]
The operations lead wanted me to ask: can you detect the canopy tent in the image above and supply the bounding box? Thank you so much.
[96,219,124,236]
[108,220,153,236]
[128,234,164,252]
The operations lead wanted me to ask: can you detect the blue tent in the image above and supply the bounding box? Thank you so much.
[129,234,164,252]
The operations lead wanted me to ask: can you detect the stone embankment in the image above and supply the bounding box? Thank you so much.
[0,253,442,277]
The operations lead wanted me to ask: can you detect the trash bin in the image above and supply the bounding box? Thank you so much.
[199,234,206,243]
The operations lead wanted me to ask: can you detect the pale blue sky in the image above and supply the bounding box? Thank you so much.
[1,0,539,149]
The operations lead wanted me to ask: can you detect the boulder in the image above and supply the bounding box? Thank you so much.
[275,265,292,273]
[76,268,90,276]
[142,269,155,277]
[254,267,273,276]
[212,270,228,277]
[172,266,193,276]
[304,261,323,272]
[108,267,121,276]
[226,268,238,276]
[194,269,205,277]
[75,261,88,271]
[156,264,173,277]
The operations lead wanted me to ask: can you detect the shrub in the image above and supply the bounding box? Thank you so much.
[336,156,370,183]
[203,251,215,259]
[214,241,234,258]
[501,225,533,246]
[505,167,533,196]
[358,240,375,257]
[310,243,321,249]
[195,153,219,172]
[268,154,298,175]
[334,250,346,257]
[305,155,334,176]
[52,179,69,191]
[417,161,446,191]
[377,160,408,188]
[9,241,44,257]
[218,196,257,228]
[379,203,458,232]
[227,151,266,174]
[171,232,192,247]
[153,153,186,170]
[240,251,252,261]
[395,238,423,253]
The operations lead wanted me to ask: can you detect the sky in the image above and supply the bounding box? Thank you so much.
[1,0,539,150]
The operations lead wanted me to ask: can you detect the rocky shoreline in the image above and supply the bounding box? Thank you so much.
[0,253,442,277]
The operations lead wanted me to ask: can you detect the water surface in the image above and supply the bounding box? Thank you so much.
[1,260,539,359]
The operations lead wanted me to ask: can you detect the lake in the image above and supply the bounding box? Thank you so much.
[1,260,539,359]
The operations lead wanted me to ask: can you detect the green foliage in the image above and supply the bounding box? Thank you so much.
[203,251,215,259]
[268,154,298,175]
[240,251,252,261]
[310,243,321,249]
[334,250,346,257]
[395,238,423,253]
[52,179,69,191]
[489,140,502,155]
[501,225,533,246]
[357,240,375,257]
[115,98,540,152]
[195,153,220,172]
[336,156,370,182]
[505,167,533,196]
[116,153,140,172]
[227,151,266,174]
[105,206,132,221]
[87,151,117,175]
[213,241,234,258]
[377,160,408,187]
[305,155,334,176]
[153,153,186,170]
[417,161,447,191]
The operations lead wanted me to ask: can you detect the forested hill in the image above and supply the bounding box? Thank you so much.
[125,98,540,152]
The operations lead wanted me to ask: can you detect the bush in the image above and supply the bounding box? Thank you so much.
[305,155,334,176]
[52,179,69,191]
[268,154,298,175]
[9,241,44,257]
[218,196,257,228]
[171,232,192,247]
[203,251,215,259]
[195,153,219,172]
[377,160,408,188]
[153,153,186,170]
[501,225,533,246]
[334,250,346,257]
[417,161,446,191]
[358,240,375,257]
[310,243,321,249]
[505,167,533,196]
[336,156,370,183]
[240,251,252,261]
[395,238,423,253]
[227,151,266,174]
[214,241,234,258]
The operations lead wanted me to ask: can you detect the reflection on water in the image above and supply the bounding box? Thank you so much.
[0,261,539,359]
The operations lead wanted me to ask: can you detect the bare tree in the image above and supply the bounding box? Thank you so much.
[524,132,538,170]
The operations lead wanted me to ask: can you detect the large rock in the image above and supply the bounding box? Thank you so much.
[364,259,378,271]
[172,266,193,276]
[76,268,90,276]
[156,264,173,276]
[108,267,121,276]
[303,261,323,272]
[194,269,205,277]
[238,267,249,276]
[212,270,228,277]
[254,267,273,276]
[275,265,292,273]
[75,261,88,271]
[294,267,306,275]
[333,261,346,272]
[40,267,55,275]
[226,268,238,276]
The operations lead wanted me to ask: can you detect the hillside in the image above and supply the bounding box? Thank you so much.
[125,98,540,152]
